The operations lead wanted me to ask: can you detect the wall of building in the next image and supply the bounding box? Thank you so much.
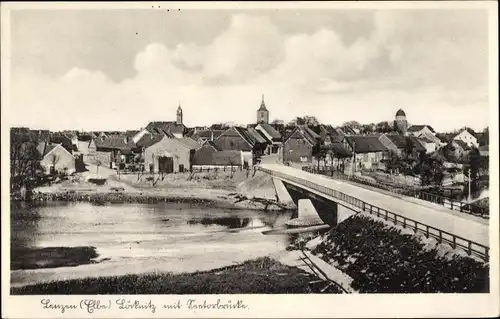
[96,151,113,168]
[40,146,76,175]
[283,131,313,163]
[144,137,192,173]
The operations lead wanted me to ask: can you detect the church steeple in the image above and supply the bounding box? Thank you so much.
[257,94,269,124]
[176,101,183,125]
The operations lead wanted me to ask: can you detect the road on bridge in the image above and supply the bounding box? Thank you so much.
[260,164,489,248]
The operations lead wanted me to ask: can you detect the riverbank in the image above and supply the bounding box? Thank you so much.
[11,257,340,294]
[311,214,489,293]
[20,168,289,211]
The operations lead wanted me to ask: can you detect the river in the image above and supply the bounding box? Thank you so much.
[10,202,294,287]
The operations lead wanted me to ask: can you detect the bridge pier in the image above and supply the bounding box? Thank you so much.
[272,178,297,209]
[282,181,340,226]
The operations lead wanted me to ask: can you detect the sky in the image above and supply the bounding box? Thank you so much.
[7,8,492,132]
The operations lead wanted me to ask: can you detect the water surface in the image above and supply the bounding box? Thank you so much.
[11,202,294,287]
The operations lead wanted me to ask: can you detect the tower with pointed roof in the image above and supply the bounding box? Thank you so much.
[394,108,408,135]
[257,94,269,124]
[176,102,183,125]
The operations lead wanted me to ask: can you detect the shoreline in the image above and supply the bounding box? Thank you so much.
[13,188,290,211]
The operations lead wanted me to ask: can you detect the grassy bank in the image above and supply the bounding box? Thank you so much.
[313,215,489,293]
[11,257,340,295]
[11,246,100,270]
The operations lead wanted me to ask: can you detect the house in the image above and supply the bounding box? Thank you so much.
[407,125,436,137]
[94,135,136,169]
[378,134,426,158]
[453,128,478,148]
[255,123,282,155]
[37,142,76,175]
[192,142,243,167]
[282,125,320,164]
[144,135,197,173]
[418,136,438,154]
[213,126,268,162]
[343,135,388,171]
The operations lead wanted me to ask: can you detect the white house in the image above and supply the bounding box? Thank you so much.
[38,143,76,175]
[144,135,196,173]
[453,129,478,148]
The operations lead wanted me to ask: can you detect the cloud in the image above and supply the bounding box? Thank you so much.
[9,11,490,132]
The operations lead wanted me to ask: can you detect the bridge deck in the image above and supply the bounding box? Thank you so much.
[260,164,489,248]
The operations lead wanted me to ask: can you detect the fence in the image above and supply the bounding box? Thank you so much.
[259,166,489,262]
[302,167,488,219]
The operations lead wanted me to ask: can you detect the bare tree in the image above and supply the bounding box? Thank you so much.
[50,154,60,176]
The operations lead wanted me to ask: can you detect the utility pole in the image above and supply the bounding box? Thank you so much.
[468,167,472,201]
[351,141,356,176]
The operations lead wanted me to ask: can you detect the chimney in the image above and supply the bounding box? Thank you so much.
[211,132,214,141]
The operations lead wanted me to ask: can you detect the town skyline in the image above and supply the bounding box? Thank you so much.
[7,9,491,132]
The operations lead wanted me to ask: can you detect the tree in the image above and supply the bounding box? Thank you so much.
[289,116,320,127]
[342,121,361,131]
[415,153,444,187]
[360,123,375,135]
[10,129,42,193]
[375,121,391,133]
[50,154,60,175]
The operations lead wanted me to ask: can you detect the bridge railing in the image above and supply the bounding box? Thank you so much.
[259,166,489,262]
[302,167,489,219]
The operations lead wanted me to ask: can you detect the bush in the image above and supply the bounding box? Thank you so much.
[313,215,489,293]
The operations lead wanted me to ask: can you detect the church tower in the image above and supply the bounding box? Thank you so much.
[394,108,408,135]
[257,94,269,124]
[176,102,183,125]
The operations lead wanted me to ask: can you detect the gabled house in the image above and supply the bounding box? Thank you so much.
[145,116,187,139]
[143,135,197,173]
[282,125,321,164]
[343,135,388,170]
[37,142,76,175]
[255,123,282,155]
[454,128,478,148]
[214,126,268,160]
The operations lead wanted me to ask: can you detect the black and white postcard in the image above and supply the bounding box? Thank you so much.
[1,1,499,318]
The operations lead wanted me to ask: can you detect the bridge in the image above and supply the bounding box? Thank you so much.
[258,164,489,261]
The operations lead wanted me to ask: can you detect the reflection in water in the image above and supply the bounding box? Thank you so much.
[10,201,295,287]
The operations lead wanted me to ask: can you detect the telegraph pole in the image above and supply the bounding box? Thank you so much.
[351,141,356,176]
[468,167,472,201]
